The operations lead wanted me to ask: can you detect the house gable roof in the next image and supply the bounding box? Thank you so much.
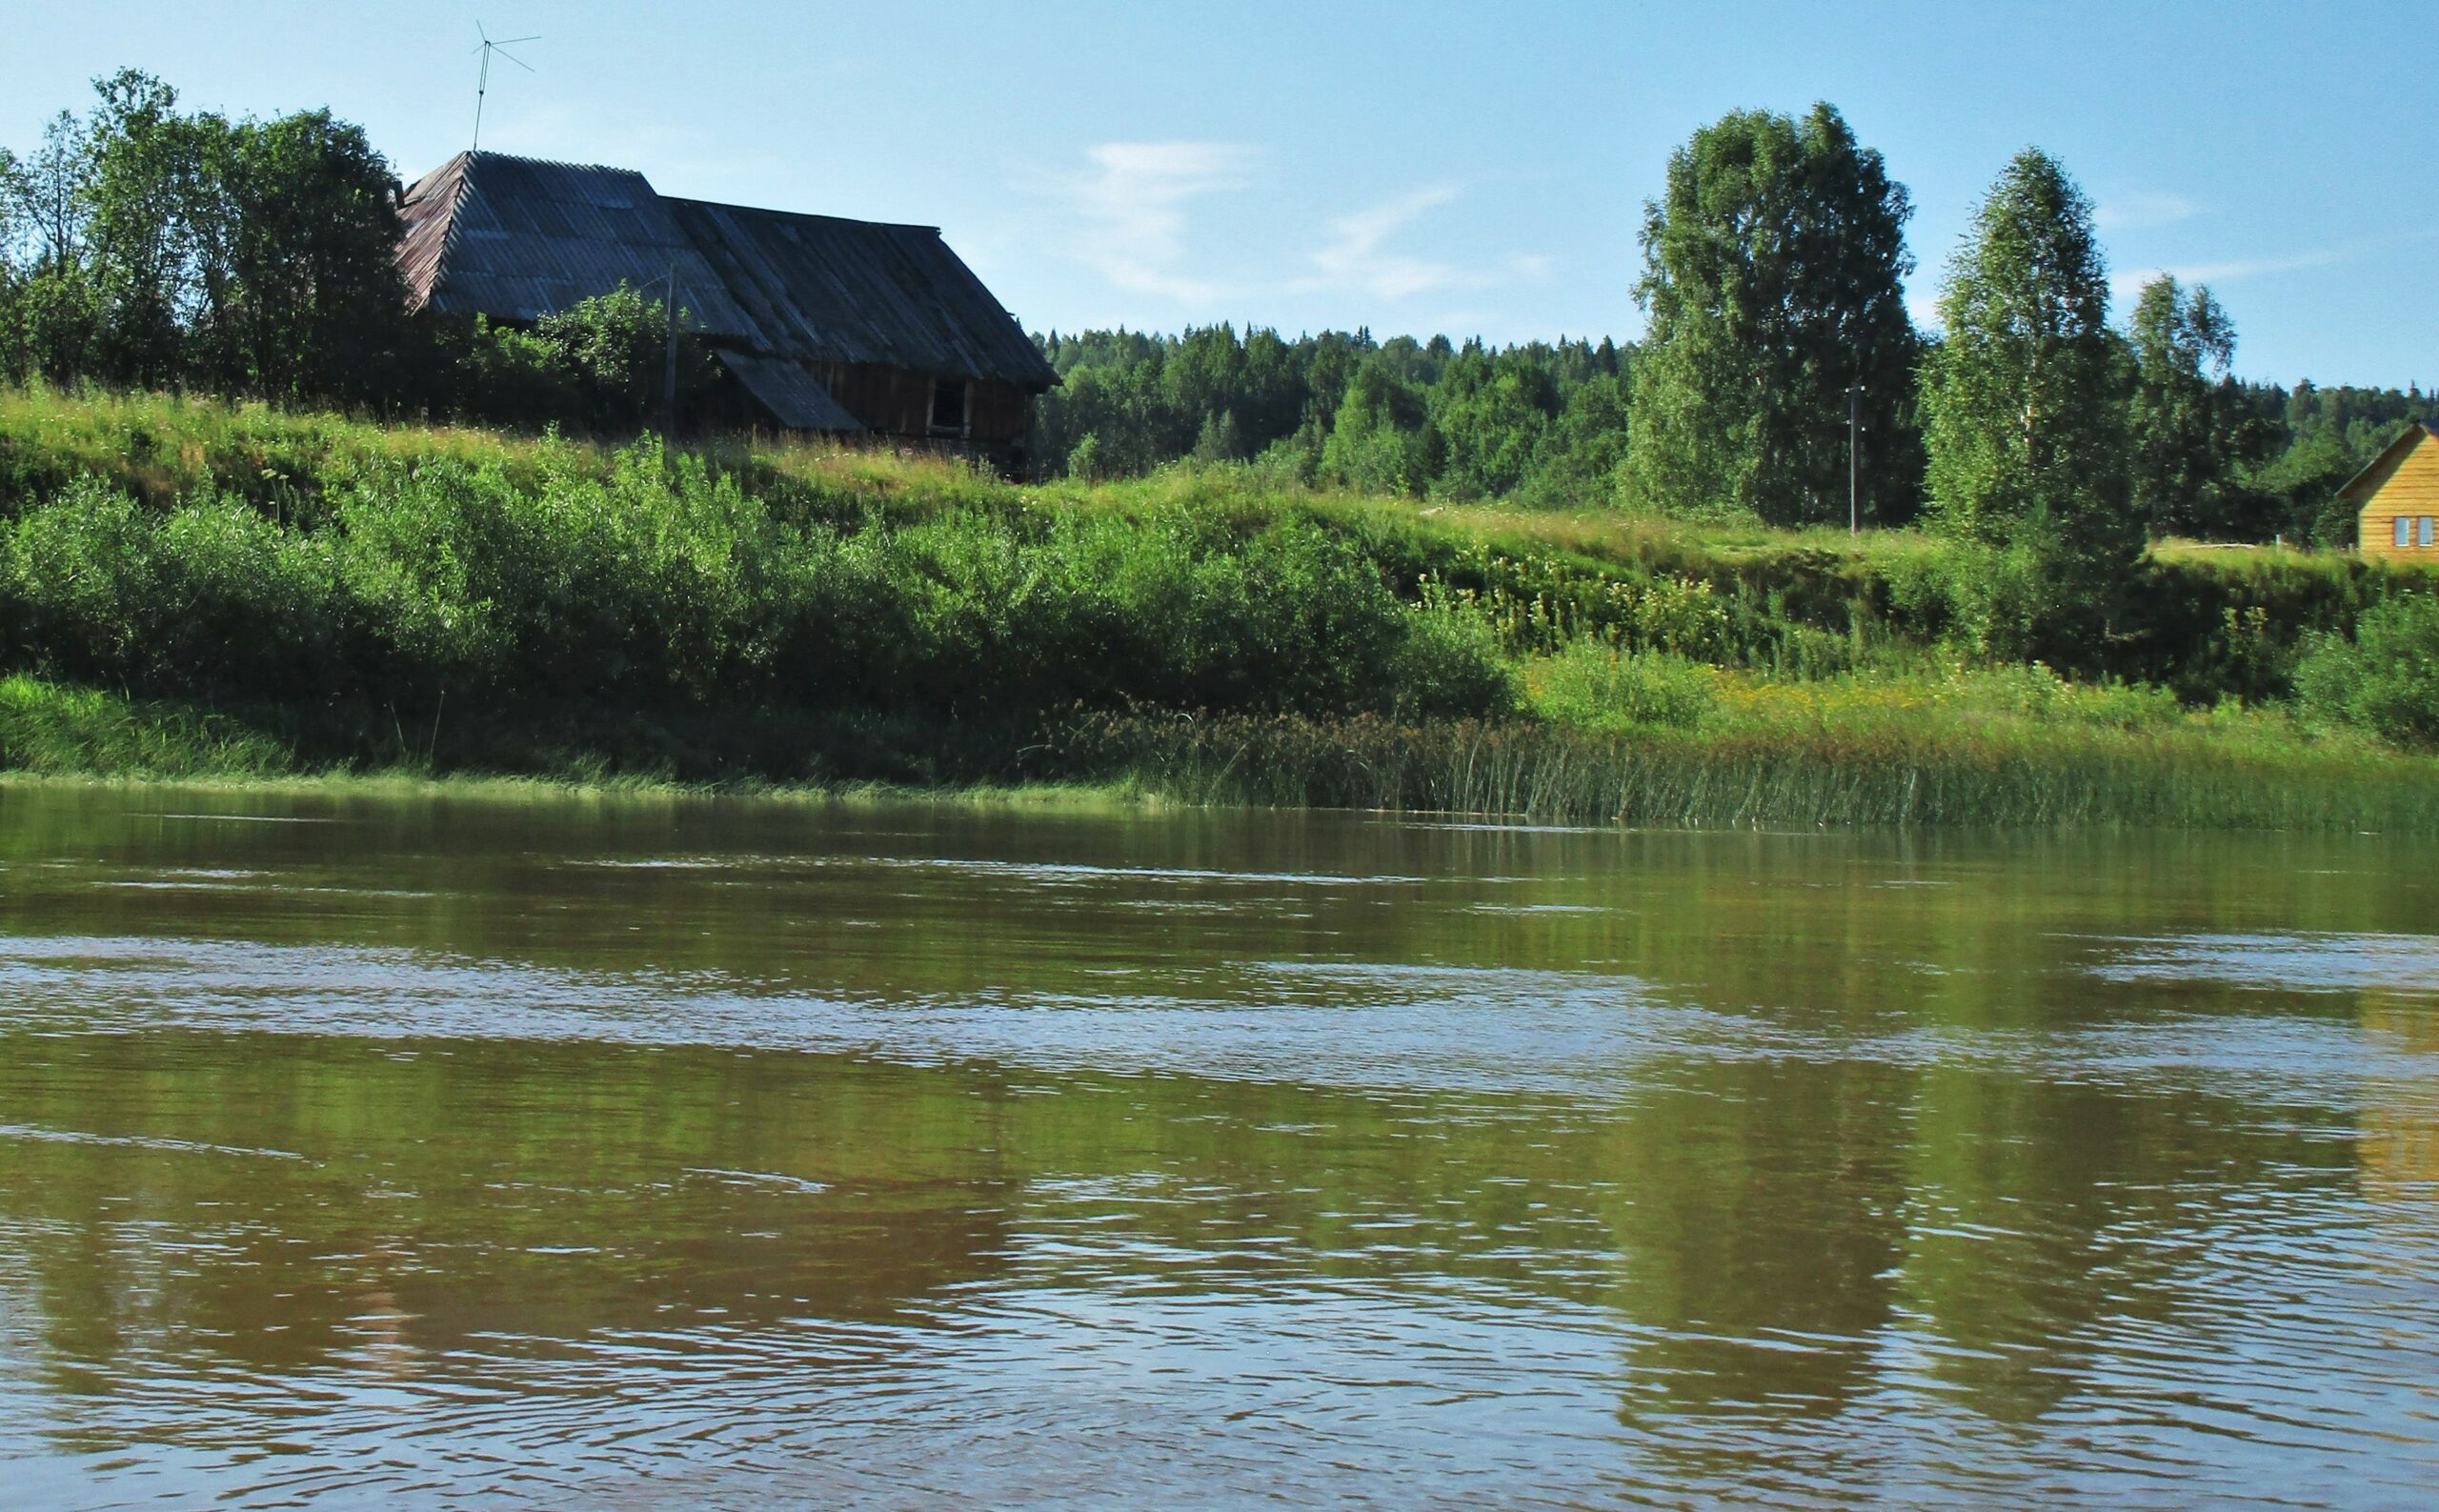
[2339,421,2439,504]
[397,151,1055,392]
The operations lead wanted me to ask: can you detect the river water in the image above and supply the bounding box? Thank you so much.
[0,786,2434,1509]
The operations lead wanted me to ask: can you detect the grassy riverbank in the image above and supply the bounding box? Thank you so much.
[4,665,2429,833]
[1,388,2434,829]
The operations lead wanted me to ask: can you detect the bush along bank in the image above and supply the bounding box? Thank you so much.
[0,392,2436,827]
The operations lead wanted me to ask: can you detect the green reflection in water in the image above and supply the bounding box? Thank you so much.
[0,785,2435,1507]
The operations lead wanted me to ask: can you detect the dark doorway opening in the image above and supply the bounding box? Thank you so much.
[931,377,967,434]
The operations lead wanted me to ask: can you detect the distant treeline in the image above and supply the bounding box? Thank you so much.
[3,74,2431,553]
[1031,323,2430,545]
[1033,328,1632,509]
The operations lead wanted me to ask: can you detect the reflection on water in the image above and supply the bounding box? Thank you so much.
[1,788,2437,1508]
[2100,930,2439,993]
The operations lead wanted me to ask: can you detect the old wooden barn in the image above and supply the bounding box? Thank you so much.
[2341,422,2439,561]
[396,150,1058,466]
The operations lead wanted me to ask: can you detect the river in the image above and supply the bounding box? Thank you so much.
[1,786,2434,1508]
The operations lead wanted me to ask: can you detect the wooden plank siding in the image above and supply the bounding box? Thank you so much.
[2349,426,2439,561]
[819,364,1033,446]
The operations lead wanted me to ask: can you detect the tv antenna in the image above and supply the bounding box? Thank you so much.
[470,23,538,152]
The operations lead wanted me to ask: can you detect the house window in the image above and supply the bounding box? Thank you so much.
[2397,517,2412,548]
[930,377,967,434]
[2422,516,2435,548]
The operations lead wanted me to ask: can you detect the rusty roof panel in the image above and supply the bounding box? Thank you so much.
[397,151,471,312]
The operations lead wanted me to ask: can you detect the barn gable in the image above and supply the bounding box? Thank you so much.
[395,151,1056,447]
[398,153,756,340]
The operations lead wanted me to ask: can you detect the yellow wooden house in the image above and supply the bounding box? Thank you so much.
[2343,422,2439,561]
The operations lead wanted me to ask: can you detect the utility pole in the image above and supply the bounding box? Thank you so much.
[1846,382,1865,536]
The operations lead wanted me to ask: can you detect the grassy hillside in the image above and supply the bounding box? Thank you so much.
[0,387,2432,829]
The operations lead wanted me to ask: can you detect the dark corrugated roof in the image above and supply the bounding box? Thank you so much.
[399,151,757,339]
[397,151,1055,393]
[715,351,866,433]
[667,198,1055,389]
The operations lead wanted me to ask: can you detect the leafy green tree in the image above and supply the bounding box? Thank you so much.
[2248,421,2407,547]
[5,109,101,383]
[1428,345,1560,499]
[0,148,23,381]
[217,110,411,403]
[1190,409,1243,464]
[436,315,578,431]
[1625,103,1921,524]
[1320,357,1432,496]
[1026,325,1636,496]
[15,111,93,276]
[2127,274,2237,536]
[532,284,715,433]
[2295,595,2439,748]
[0,72,410,407]
[81,70,213,387]
[1921,149,2132,653]
[1522,372,1634,507]
[0,149,21,262]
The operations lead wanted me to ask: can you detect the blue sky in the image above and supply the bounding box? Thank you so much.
[6,1,2433,388]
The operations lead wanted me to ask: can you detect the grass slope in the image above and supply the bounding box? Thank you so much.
[0,386,2432,829]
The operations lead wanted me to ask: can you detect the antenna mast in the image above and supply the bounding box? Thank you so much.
[471,24,539,152]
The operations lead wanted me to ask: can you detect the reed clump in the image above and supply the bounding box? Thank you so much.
[1055,705,2434,831]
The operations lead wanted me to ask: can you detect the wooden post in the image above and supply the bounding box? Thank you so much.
[1847,382,1864,535]
[663,263,680,438]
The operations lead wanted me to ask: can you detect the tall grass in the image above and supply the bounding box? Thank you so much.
[1058,708,2439,831]
[0,675,291,777]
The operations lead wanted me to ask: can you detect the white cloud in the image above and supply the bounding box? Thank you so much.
[2109,246,2349,300]
[1305,185,1471,298]
[1064,140,1258,302]
[1038,146,1546,316]
[2093,191,2204,232]
[1299,184,1553,303]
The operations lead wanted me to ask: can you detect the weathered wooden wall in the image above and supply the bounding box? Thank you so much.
[819,363,1034,445]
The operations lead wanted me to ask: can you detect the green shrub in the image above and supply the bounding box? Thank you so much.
[0,437,1510,729]
[1528,640,1713,733]
[2295,594,2439,747]
[1387,599,1517,719]
[454,317,582,433]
